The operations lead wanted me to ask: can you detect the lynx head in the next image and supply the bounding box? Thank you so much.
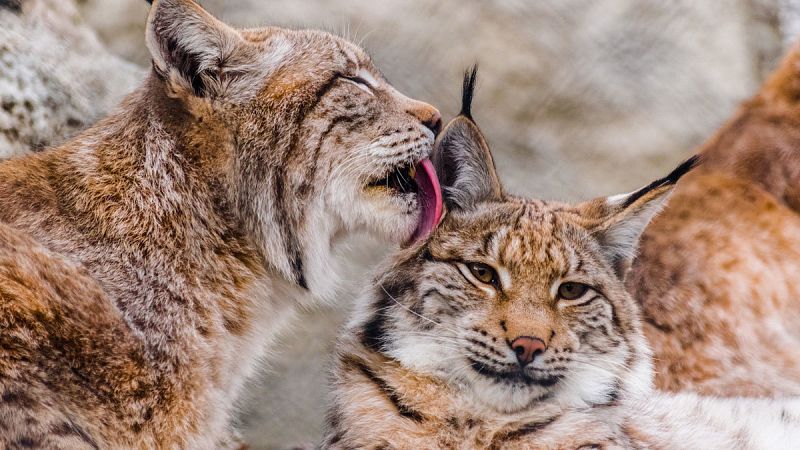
[144,0,443,290]
[356,69,698,414]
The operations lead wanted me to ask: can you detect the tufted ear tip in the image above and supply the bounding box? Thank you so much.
[617,154,700,208]
[581,154,700,278]
[429,68,504,211]
[459,65,478,121]
[432,116,503,212]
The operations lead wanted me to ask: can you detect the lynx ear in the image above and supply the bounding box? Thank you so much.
[582,155,700,278]
[432,67,503,211]
[146,0,245,97]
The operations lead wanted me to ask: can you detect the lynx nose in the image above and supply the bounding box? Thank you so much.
[421,110,442,136]
[510,336,546,367]
[406,101,442,136]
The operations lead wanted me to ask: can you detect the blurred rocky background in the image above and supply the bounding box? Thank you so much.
[0,0,142,156]
[1,0,797,447]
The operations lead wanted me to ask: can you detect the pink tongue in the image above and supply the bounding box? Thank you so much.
[409,159,443,243]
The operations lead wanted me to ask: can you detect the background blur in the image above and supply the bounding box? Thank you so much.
[1,0,797,447]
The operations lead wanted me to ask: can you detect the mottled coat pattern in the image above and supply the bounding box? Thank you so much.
[324,74,800,449]
[0,0,441,447]
[629,40,800,397]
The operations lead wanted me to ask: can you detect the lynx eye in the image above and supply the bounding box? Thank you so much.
[342,75,371,86]
[557,282,589,300]
[467,262,498,286]
[340,74,373,95]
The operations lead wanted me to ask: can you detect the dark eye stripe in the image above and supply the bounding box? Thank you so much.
[309,73,342,111]
[564,294,602,308]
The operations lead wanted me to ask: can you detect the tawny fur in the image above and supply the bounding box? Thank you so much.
[0,0,441,447]
[324,76,800,449]
[628,39,800,397]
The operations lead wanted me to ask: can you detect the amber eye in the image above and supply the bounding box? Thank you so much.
[468,262,498,286]
[557,282,589,300]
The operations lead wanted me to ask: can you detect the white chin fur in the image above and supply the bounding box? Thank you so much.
[390,338,554,414]
[458,365,621,415]
[329,185,419,244]
[367,195,419,242]
[465,374,551,414]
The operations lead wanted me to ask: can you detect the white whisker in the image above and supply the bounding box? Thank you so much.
[378,282,464,336]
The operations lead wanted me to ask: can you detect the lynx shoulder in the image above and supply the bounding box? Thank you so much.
[628,39,800,397]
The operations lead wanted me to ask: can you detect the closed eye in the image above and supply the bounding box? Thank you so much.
[342,75,370,86]
[340,75,374,95]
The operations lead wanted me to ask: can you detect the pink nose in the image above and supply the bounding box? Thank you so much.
[510,336,547,367]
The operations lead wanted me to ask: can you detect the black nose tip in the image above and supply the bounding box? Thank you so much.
[510,336,547,367]
[424,115,442,136]
[406,106,442,137]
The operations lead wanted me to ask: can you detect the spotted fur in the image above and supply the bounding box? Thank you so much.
[324,73,800,449]
[628,39,800,397]
[0,0,441,447]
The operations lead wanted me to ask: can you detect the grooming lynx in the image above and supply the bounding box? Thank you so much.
[0,0,443,447]
[324,71,800,449]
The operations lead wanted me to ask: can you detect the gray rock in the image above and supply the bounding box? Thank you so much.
[0,0,143,157]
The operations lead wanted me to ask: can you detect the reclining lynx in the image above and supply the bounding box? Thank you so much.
[324,71,800,449]
[0,0,444,447]
[628,40,800,397]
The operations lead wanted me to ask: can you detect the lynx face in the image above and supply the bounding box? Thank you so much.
[225,27,444,244]
[145,0,443,279]
[374,197,663,414]
[357,70,697,415]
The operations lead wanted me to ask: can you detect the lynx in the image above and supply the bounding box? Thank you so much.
[628,40,800,397]
[0,0,443,447]
[324,71,800,449]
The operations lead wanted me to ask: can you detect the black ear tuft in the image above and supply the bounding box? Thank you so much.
[622,154,701,207]
[432,68,503,211]
[146,0,153,4]
[460,65,478,121]
[583,154,699,279]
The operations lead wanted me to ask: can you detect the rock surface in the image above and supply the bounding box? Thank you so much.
[0,0,142,157]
